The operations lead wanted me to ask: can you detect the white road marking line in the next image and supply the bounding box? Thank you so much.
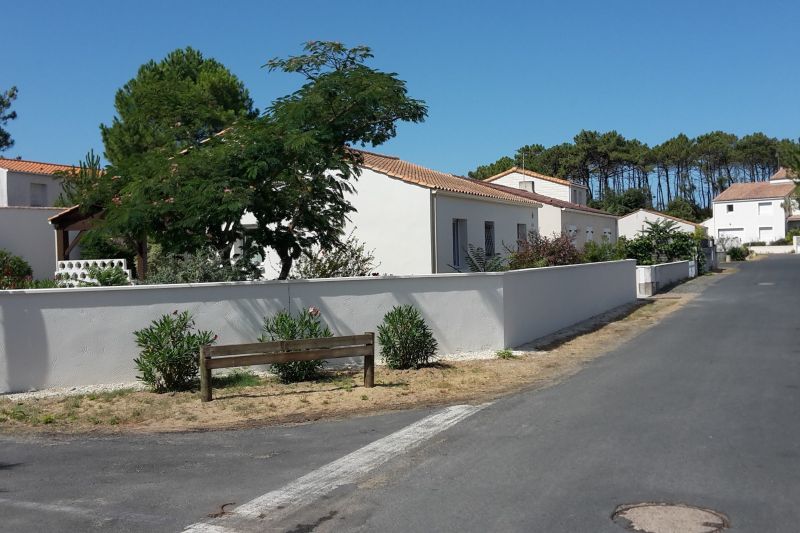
[182,403,487,532]
[183,524,240,533]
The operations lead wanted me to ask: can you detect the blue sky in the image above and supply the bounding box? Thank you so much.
[3,0,799,175]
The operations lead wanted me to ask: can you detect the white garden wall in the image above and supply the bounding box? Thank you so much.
[748,245,794,255]
[0,260,636,393]
[636,260,693,297]
[0,206,68,279]
[503,260,636,347]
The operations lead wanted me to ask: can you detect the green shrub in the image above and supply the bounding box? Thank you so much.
[495,349,517,360]
[133,310,216,392]
[259,308,332,383]
[146,247,260,284]
[293,233,378,278]
[787,229,800,240]
[770,237,790,245]
[377,305,438,369]
[728,246,749,261]
[84,265,130,286]
[508,232,582,269]
[0,249,33,289]
[583,239,627,263]
[462,244,507,272]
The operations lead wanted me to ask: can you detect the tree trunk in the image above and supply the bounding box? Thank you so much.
[277,248,293,280]
[135,238,148,281]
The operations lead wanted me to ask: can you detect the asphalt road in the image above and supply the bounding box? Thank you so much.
[2,256,799,532]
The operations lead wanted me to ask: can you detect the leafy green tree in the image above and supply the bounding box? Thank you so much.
[469,156,515,180]
[664,197,701,222]
[0,86,18,152]
[92,47,256,278]
[82,42,425,281]
[228,41,427,279]
[293,231,377,278]
[594,188,650,215]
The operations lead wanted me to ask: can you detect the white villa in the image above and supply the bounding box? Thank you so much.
[257,150,546,276]
[704,168,797,245]
[256,152,619,277]
[618,209,702,239]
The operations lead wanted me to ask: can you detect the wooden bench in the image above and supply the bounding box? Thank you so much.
[199,333,375,402]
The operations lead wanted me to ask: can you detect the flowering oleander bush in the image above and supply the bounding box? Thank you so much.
[0,249,33,289]
[259,306,332,383]
[133,310,216,392]
[508,232,582,269]
[377,305,437,369]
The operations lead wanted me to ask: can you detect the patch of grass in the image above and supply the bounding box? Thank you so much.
[495,349,518,360]
[213,369,262,389]
[360,394,368,401]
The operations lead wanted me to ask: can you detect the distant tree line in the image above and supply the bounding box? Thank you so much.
[469,130,800,217]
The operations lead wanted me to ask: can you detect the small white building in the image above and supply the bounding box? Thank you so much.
[707,170,796,245]
[483,166,589,205]
[618,209,702,239]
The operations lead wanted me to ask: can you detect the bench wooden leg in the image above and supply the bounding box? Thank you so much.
[364,332,375,388]
[200,346,212,402]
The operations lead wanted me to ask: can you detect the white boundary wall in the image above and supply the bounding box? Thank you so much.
[748,245,795,255]
[636,260,693,298]
[0,260,635,393]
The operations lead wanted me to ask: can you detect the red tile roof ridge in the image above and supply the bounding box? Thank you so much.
[713,181,796,202]
[624,208,702,227]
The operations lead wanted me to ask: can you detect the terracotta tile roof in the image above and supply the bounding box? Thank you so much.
[0,157,76,175]
[788,215,800,222]
[352,149,543,207]
[770,167,797,181]
[713,181,796,202]
[483,166,588,189]
[621,208,702,227]
[482,181,617,218]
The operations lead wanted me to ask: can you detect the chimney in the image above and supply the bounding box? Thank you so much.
[518,180,535,193]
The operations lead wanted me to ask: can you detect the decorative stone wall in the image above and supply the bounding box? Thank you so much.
[55,259,131,283]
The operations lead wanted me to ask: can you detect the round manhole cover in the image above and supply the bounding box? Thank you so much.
[612,502,729,533]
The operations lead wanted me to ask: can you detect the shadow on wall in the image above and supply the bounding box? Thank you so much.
[2,296,50,392]
[286,276,506,363]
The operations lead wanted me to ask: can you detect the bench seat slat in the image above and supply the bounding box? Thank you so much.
[206,334,373,357]
[205,344,374,369]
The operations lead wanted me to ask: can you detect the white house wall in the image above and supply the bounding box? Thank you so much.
[618,211,697,239]
[562,210,618,248]
[258,168,433,277]
[0,207,66,278]
[4,171,64,207]
[434,193,538,272]
[0,169,7,206]
[345,168,432,275]
[533,204,617,248]
[712,197,789,244]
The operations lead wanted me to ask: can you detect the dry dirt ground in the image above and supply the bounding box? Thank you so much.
[0,272,729,435]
